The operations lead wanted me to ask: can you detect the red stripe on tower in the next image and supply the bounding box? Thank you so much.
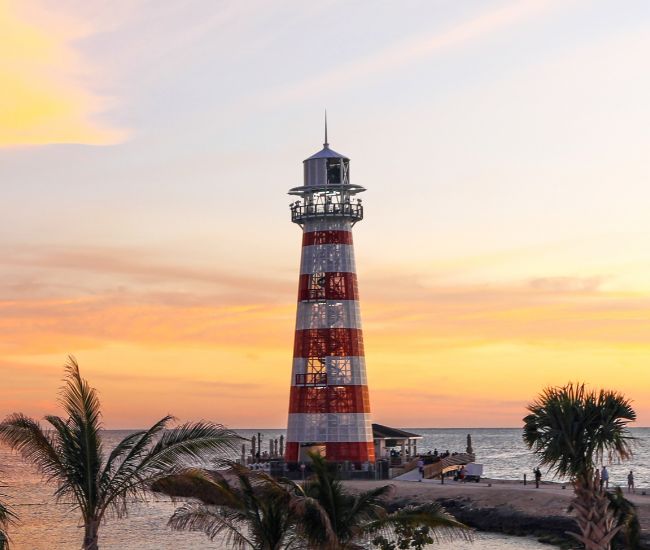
[286,129,374,464]
[293,329,364,358]
[302,230,353,246]
[288,385,371,414]
[297,272,359,301]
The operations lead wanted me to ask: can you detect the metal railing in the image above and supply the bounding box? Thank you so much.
[291,202,363,223]
[295,373,328,386]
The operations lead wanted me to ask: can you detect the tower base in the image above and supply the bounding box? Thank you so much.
[285,441,375,463]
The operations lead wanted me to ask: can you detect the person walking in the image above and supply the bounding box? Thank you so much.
[628,470,635,494]
[534,467,542,489]
[601,466,609,489]
[417,458,424,482]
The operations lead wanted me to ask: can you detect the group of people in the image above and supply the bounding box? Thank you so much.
[430,448,454,459]
[598,465,635,494]
[532,465,636,494]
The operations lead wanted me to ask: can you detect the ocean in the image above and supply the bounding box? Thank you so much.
[1,427,647,549]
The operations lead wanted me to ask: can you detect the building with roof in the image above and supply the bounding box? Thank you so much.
[372,423,423,460]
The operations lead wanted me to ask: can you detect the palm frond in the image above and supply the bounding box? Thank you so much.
[0,493,17,550]
[0,414,65,484]
[153,468,244,509]
[346,484,393,523]
[169,502,254,548]
[43,414,89,510]
[48,357,104,520]
[101,421,240,519]
[59,358,103,478]
[0,501,16,530]
[0,490,17,532]
[288,492,337,547]
[145,421,241,471]
[362,502,472,543]
[160,465,321,549]
[100,416,173,502]
[60,357,103,434]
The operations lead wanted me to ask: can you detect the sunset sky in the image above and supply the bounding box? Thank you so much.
[1,0,649,429]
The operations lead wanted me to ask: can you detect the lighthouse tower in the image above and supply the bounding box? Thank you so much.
[285,123,374,464]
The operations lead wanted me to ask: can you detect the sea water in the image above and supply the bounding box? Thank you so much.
[2,428,647,549]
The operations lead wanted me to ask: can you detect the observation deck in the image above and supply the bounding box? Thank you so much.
[290,201,363,224]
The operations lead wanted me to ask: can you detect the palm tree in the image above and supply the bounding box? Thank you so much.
[155,455,468,550]
[300,453,470,549]
[153,463,324,549]
[0,357,240,550]
[0,489,17,550]
[523,383,636,550]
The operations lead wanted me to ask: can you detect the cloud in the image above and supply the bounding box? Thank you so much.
[0,2,127,146]
[259,0,558,105]
[1,246,648,358]
[528,276,606,293]
[0,243,293,300]
[1,240,649,427]
[1,242,648,355]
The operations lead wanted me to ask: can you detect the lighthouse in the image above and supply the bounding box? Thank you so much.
[285,122,375,464]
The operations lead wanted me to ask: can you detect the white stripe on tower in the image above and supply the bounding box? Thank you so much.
[291,357,368,386]
[299,244,357,274]
[295,301,362,330]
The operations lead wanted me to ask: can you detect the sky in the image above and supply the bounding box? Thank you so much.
[1,0,649,429]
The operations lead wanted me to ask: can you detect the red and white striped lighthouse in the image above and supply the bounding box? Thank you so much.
[285,123,374,464]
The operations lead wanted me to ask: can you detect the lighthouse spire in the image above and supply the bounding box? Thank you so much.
[324,109,329,148]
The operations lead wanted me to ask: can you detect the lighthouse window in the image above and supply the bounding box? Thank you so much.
[326,158,341,184]
[341,159,349,184]
[307,272,326,300]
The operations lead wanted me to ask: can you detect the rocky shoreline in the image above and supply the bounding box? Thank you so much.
[344,478,650,549]
[426,497,578,549]
[437,496,650,550]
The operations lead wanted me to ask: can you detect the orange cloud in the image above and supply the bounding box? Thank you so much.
[0,2,127,146]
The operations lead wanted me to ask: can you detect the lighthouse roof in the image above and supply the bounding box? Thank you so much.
[305,145,349,161]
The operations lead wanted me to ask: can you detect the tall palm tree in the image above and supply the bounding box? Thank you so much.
[0,357,240,550]
[523,383,636,550]
[300,453,470,549]
[154,463,326,549]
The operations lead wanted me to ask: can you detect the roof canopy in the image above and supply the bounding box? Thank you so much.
[305,145,349,161]
[372,423,422,440]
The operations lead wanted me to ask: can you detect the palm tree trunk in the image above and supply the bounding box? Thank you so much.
[83,518,100,550]
[569,472,621,550]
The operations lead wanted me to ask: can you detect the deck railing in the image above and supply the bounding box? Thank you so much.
[423,453,475,479]
[291,202,363,223]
